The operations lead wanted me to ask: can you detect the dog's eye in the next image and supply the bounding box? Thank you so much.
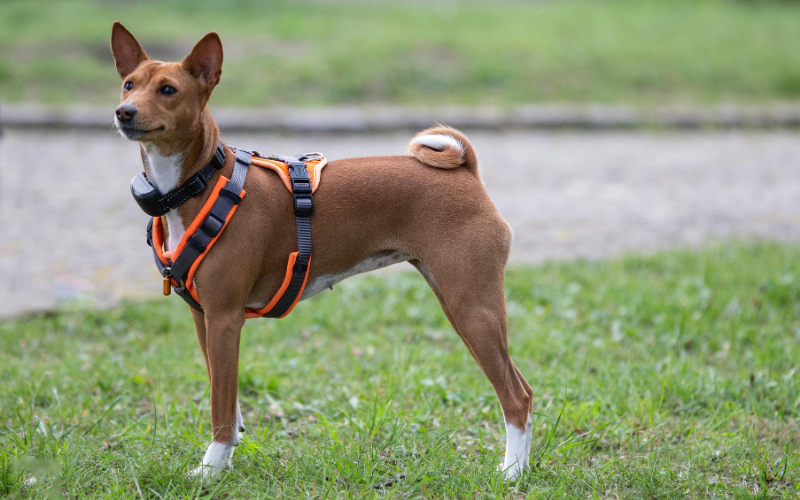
[124,81,133,91]
[160,85,177,96]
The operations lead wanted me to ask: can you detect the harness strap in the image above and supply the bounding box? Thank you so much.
[147,150,251,311]
[261,160,314,318]
[169,150,250,284]
[160,143,226,209]
[133,142,226,217]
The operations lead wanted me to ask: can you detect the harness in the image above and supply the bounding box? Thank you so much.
[136,144,326,319]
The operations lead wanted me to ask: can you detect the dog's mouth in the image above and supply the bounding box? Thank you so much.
[115,120,166,140]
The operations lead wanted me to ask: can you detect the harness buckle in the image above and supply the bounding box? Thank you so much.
[187,236,208,254]
[288,161,313,216]
[200,213,225,238]
[293,259,308,274]
[218,189,242,204]
[288,162,310,181]
[293,194,313,216]
[213,144,226,168]
[185,175,207,196]
[291,179,311,194]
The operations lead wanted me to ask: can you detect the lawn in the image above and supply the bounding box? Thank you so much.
[1,0,800,107]
[2,242,800,498]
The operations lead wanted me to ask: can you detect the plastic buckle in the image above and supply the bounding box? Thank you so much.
[200,213,225,238]
[291,178,311,194]
[294,194,313,216]
[288,161,310,180]
[213,144,226,168]
[218,189,242,204]
[185,175,207,195]
[293,259,308,274]
[187,236,208,254]
[235,149,252,166]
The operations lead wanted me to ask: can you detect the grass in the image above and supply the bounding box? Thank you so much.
[2,0,800,107]
[2,242,800,498]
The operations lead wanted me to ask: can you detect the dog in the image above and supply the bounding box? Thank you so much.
[110,21,533,481]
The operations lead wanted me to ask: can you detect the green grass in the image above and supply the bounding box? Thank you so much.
[2,0,800,107]
[3,242,800,498]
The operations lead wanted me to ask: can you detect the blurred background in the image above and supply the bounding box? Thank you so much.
[2,0,800,317]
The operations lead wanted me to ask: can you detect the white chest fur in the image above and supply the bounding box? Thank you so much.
[143,144,185,252]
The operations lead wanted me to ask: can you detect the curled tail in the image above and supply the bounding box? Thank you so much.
[407,125,480,177]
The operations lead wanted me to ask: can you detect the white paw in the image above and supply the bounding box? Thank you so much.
[499,414,532,481]
[189,463,227,482]
[189,441,235,482]
[498,461,525,481]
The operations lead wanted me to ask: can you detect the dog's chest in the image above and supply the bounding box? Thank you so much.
[144,147,185,251]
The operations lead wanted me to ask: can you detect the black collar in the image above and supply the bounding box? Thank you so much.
[130,142,226,217]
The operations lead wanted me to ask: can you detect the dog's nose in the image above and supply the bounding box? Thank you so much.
[115,103,137,123]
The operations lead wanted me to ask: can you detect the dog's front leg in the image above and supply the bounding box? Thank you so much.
[189,306,245,481]
[191,308,246,440]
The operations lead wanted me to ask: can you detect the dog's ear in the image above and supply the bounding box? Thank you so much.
[110,22,149,80]
[182,33,223,89]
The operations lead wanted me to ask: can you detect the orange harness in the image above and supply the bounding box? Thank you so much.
[146,148,326,318]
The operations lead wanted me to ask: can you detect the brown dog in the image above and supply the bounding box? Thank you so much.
[110,21,533,481]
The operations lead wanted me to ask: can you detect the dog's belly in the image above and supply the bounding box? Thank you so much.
[301,250,411,301]
[246,250,410,309]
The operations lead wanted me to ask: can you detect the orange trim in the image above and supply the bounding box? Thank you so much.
[249,157,326,194]
[244,252,306,318]
[151,218,168,266]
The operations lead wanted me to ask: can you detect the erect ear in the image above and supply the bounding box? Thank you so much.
[110,21,149,80]
[182,32,223,88]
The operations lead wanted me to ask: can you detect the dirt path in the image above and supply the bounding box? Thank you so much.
[2,129,800,317]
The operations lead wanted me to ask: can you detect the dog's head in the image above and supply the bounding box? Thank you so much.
[110,22,222,148]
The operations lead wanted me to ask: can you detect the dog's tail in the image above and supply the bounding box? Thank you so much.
[407,126,479,177]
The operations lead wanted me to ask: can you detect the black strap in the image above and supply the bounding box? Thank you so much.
[142,142,226,216]
[262,160,313,318]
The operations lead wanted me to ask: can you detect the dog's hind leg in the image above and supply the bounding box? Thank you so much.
[411,236,533,480]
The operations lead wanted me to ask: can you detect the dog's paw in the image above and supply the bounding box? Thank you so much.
[189,462,228,482]
[189,441,235,482]
[497,461,524,482]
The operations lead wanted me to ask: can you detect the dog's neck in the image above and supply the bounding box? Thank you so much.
[139,106,220,251]
[139,106,220,192]
[142,145,183,193]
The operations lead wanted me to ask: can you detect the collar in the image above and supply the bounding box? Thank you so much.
[130,142,226,217]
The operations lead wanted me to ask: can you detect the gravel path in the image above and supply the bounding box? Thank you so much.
[2,129,800,317]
